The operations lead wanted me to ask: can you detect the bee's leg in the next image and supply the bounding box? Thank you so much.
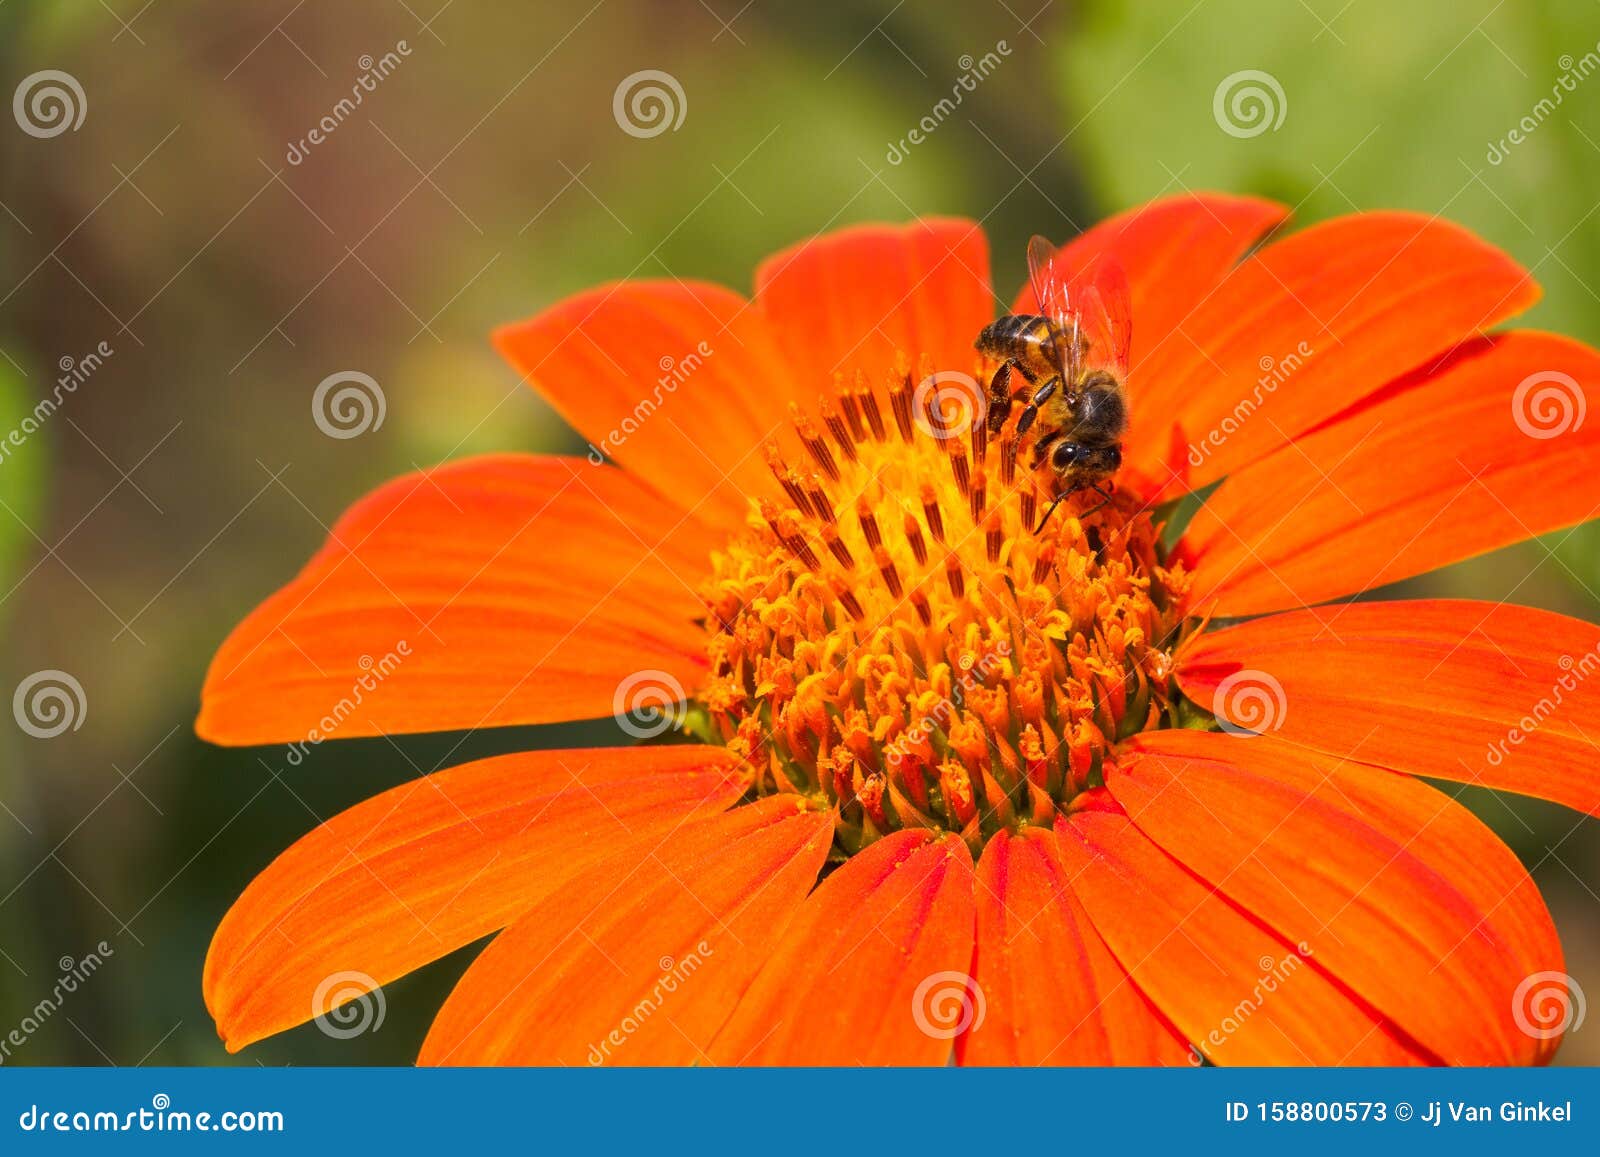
[1016,377,1059,437]
[985,363,1017,434]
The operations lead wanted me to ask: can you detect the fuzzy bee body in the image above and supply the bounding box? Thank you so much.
[977,236,1134,531]
[974,313,1065,386]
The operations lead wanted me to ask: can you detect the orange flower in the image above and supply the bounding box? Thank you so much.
[199,195,1600,1066]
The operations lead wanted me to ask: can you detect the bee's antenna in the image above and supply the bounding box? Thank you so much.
[1035,483,1115,534]
[1080,483,1115,520]
[1033,491,1070,534]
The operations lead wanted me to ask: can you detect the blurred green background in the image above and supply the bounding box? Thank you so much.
[1,0,1598,1065]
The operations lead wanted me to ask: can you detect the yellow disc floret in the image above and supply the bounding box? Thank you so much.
[697,358,1191,854]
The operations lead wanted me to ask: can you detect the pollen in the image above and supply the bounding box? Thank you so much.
[697,357,1191,855]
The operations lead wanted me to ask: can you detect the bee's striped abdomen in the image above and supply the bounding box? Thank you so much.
[975,314,1059,380]
[976,313,1049,352]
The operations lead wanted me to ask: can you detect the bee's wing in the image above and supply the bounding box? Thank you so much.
[1077,257,1133,379]
[1025,234,1079,381]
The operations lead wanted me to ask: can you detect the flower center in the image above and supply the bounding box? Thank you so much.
[694,358,1191,856]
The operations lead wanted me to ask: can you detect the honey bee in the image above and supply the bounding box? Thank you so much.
[976,234,1132,531]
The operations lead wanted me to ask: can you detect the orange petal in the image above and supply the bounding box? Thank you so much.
[1054,798,1427,1065]
[1178,333,1600,615]
[1014,193,1284,492]
[755,218,993,391]
[1177,598,1600,816]
[198,454,714,746]
[493,281,800,528]
[958,827,1189,1066]
[707,829,976,1065]
[1114,730,1560,1064]
[419,796,830,1065]
[205,745,747,1052]
[1136,213,1538,499]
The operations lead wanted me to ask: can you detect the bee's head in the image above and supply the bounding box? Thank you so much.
[1049,439,1122,486]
